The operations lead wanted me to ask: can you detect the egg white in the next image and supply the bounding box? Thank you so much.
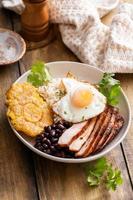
[53,78,106,123]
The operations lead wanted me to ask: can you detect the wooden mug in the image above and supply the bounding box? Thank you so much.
[21,0,49,42]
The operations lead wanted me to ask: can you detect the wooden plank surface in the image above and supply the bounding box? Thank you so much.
[102,0,133,188]
[14,0,133,199]
[33,148,133,200]
[0,9,38,200]
[117,74,133,185]
[1,0,133,199]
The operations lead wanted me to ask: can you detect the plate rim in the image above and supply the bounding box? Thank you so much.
[8,61,132,163]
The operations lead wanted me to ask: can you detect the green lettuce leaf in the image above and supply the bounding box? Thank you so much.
[27,61,52,87]
[98,73,121,106]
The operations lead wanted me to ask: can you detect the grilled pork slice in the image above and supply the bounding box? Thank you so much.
[83,107,113,157]
[69,117,97,152]
[98,114,124,151]
[93,107,118,153]
[75,108,108,157]
[58,121,89,147]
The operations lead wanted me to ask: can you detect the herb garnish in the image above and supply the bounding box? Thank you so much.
[55,90,66,99]
[85,157,123,191]
[98,73,121,106]
[27,61,52,87]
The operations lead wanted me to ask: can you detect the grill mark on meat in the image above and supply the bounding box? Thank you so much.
[93,107,118,153]
[98,114,124,151]
[75,107,108,157]
[69,117,97,152]
[83,106,113,157]
[58,120,89,147]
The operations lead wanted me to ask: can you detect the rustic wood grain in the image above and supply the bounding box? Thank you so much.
[102,0,133,188]
[3,0,133,199]
[0,9,38,200]
[117,74,133,186]
[33,147,133,200]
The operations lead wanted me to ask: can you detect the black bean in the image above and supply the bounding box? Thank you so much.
[63,121,68,127]
[35,145,40,149]
[34,144,38,148]
[50,130,56,137]
[56,129,61,134]
[41,133,45,138]
[43,149,47,153]
[58,124,64,130]
[34,121,75,158]
[46,149,51,154]
[55,121,60,126]
[45,139,51,145]
[42,137,48,143]
[38,146,43,151]
[64,121,71,128]
[36,142,41,146]
[51,138,58,143]
[45,132,50,137]
[51,124,56,129]
[45,126,51,132]
[60,121,64,125]
[43,144,48,149]
[50,145,56,152]
[55,133,59,138]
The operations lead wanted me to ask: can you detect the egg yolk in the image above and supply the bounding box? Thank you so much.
[71,89,93,108]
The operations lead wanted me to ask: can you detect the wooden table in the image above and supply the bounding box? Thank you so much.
[0,1,133,200]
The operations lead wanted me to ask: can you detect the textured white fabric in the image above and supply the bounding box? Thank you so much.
[2,0,133,73]
[48,0,110,69]
[89,0,119,18]
[103,3,133,72]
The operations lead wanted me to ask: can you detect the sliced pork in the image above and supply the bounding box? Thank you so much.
[98,114,124,151]
[82,107,112,157]
[57,105,124,158]
[58,121,89,147]
[69,117,97,152]
[94,107,117,152]
[75,108,108,157]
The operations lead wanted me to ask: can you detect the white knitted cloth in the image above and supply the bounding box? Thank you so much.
[2,0,133,73]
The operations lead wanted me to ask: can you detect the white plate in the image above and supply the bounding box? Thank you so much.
[8,61,131,163]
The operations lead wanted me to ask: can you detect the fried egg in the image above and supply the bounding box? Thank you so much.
[52,78,106,123]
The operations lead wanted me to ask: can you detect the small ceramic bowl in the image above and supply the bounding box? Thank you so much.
[8,61,131,163]
[0,28,26,65]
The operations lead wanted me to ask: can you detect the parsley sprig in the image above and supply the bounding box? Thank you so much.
[85,157,123,191]
[106,164,123,190]
[98,73,121,106]
[27,61,52,87]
